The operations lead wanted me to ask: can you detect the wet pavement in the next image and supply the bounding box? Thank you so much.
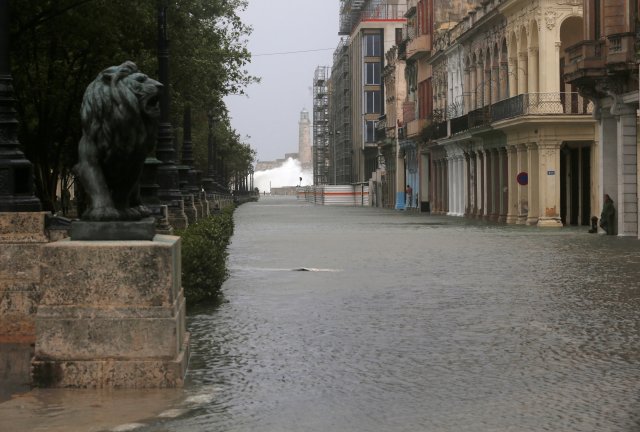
[2,195,640,431]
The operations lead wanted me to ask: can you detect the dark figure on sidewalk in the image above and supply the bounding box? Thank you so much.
[61,188,71,216]
[588,216,598,233]
[405,184,412,209]
[599,194,616,235]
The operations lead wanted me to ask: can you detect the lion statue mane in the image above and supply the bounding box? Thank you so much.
[75,61,162,221]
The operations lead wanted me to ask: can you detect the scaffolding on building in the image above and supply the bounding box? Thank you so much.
[313,66,330,186]
[329,38,352,185]
[339,0,408,35]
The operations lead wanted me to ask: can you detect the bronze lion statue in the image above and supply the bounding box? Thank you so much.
[75,61,162,221]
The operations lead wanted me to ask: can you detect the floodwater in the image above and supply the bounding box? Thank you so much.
[2,195,640,431]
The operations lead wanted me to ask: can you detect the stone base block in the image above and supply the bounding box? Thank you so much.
[0,213,49,342]
[70,217,156,241]
[537,217,563,228]
[33,235,188,388]
[32,333,189,388]
[0,212,49,243]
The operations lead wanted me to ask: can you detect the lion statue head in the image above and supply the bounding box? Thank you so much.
[75,61,162,221]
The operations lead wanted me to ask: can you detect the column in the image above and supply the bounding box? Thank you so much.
[506,146,519,224]
[464,68,471,113]
[516,144,529,224]
[491,149,500,221]
[616,108,638,236]
[517,52,528,95]
[466,153,474,216]
[395,151,405,210]
[447,157,454,215]
[527,47,539,94]
[499,61,509,100]
[527,143,539,225]
[484,64,491,107]
[508,57,518,98]
[444,160,449,213]
[478,62,485,108]
[491,64,500,104]
[483,149,491,219]
[466,66,478,112]
[499,147,508,223]
[476,151,483,217]
[536,141,563,227]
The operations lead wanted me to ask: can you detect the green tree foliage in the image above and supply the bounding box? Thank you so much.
[177,205,235,305]
[9,0,258,210]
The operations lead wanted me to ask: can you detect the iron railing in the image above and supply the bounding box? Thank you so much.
[447,92,592,136]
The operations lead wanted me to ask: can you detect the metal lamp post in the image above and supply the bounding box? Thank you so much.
[0,0,41,212]
[155,0,182,206]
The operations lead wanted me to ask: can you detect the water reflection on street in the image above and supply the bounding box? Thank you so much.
[3,196,640,431]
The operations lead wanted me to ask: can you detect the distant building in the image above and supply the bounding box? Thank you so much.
[298,109,312,169]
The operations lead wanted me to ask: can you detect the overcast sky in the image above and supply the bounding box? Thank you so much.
[224,0,342,163]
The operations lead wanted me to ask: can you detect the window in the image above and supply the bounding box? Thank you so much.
[365,90,381,113]
[364,34,381,57]
[365,120,377,143]
[365,62,381,85]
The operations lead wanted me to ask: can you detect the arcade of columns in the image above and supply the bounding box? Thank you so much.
[428,7,595,228]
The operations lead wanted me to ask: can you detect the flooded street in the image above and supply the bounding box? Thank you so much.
[3,195,640,431]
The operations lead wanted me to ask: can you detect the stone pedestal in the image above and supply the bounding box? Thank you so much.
[182,194,198,224]
[32,235,189,388]
[167,199,188,230]
[0,212,49,343]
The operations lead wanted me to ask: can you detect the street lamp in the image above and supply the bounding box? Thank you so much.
[155,0,182,207]
[0,0,41,211]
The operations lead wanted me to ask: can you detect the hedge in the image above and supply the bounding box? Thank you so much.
[177,206,235,305]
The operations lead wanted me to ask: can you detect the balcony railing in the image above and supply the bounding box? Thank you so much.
[564,40,605,80]
[491,94,525,122]
[450,114,468,135]
[446,92,592,136]
[433,121,447,139]
[606,32,636,65]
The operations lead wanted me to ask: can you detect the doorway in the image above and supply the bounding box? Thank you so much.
[560,142,591,226]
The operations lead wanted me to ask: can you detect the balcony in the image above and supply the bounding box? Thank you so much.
[407,118,427,138]
[448,92,592,135]
[406,34,431,61]
[606,32,637,68]
[564,40,606,86]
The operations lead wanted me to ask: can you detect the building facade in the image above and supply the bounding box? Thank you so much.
[313,66,331,185]
[423,0,597,228]
[565,0,640,237]
[338,0,408,184]
[330,38,352,184]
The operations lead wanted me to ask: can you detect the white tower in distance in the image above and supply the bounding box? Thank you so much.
[298,108,312,170]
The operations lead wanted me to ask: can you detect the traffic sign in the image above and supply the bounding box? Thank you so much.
[517,172,528,186]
